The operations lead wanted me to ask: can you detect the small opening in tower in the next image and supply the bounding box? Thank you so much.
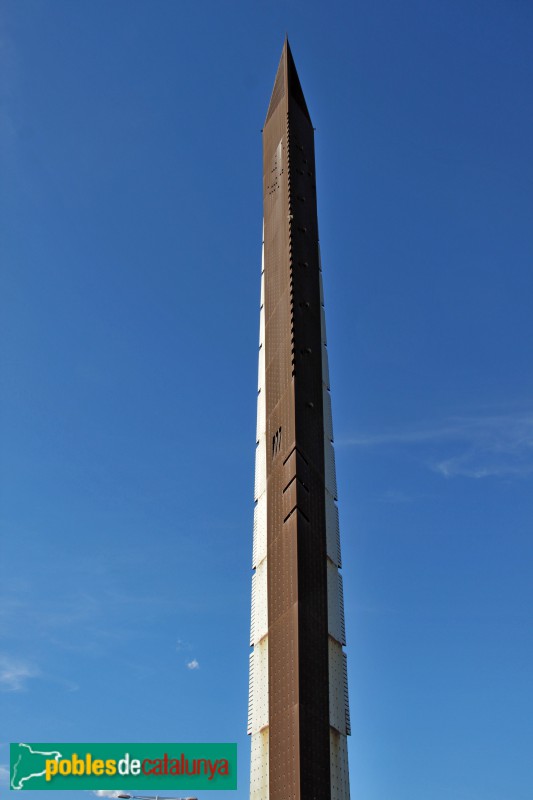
[272,426,282,457]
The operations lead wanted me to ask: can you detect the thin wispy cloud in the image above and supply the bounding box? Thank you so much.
[0,578,172,657]
[187,659,200,670]
[91,792,124,798]
[176,638,192,652]
[341,412,533,479]
[0,653,78,694]
[0,764,9,786]
[0,655,39,692]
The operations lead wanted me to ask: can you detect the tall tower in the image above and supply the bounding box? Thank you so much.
[248,40,351,800]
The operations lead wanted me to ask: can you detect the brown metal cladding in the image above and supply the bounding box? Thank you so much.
[263,40,330,800]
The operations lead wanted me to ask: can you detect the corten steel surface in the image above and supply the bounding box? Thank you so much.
[263,41,330,799]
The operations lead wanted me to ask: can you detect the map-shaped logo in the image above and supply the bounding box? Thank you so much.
[10,743,63,790]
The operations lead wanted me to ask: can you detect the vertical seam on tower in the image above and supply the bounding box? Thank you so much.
[286,113,296,378]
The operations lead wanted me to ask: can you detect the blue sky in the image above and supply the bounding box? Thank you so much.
[1,1,532,799]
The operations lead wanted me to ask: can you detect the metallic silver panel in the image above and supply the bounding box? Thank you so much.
[327,560,346,646]
[250,637,269,732]
[254,436,267,502]
[250,729,269,800]
[325,437,338,500]
[323,384,334,443]
[328,637,347,735]
[330,729,350,800]
[252,492,268,569]
[252,559,268,644]
[322,342,331,390]
[325,492,341,568]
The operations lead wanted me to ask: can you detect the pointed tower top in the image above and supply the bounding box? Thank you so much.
[264,38,312,127]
